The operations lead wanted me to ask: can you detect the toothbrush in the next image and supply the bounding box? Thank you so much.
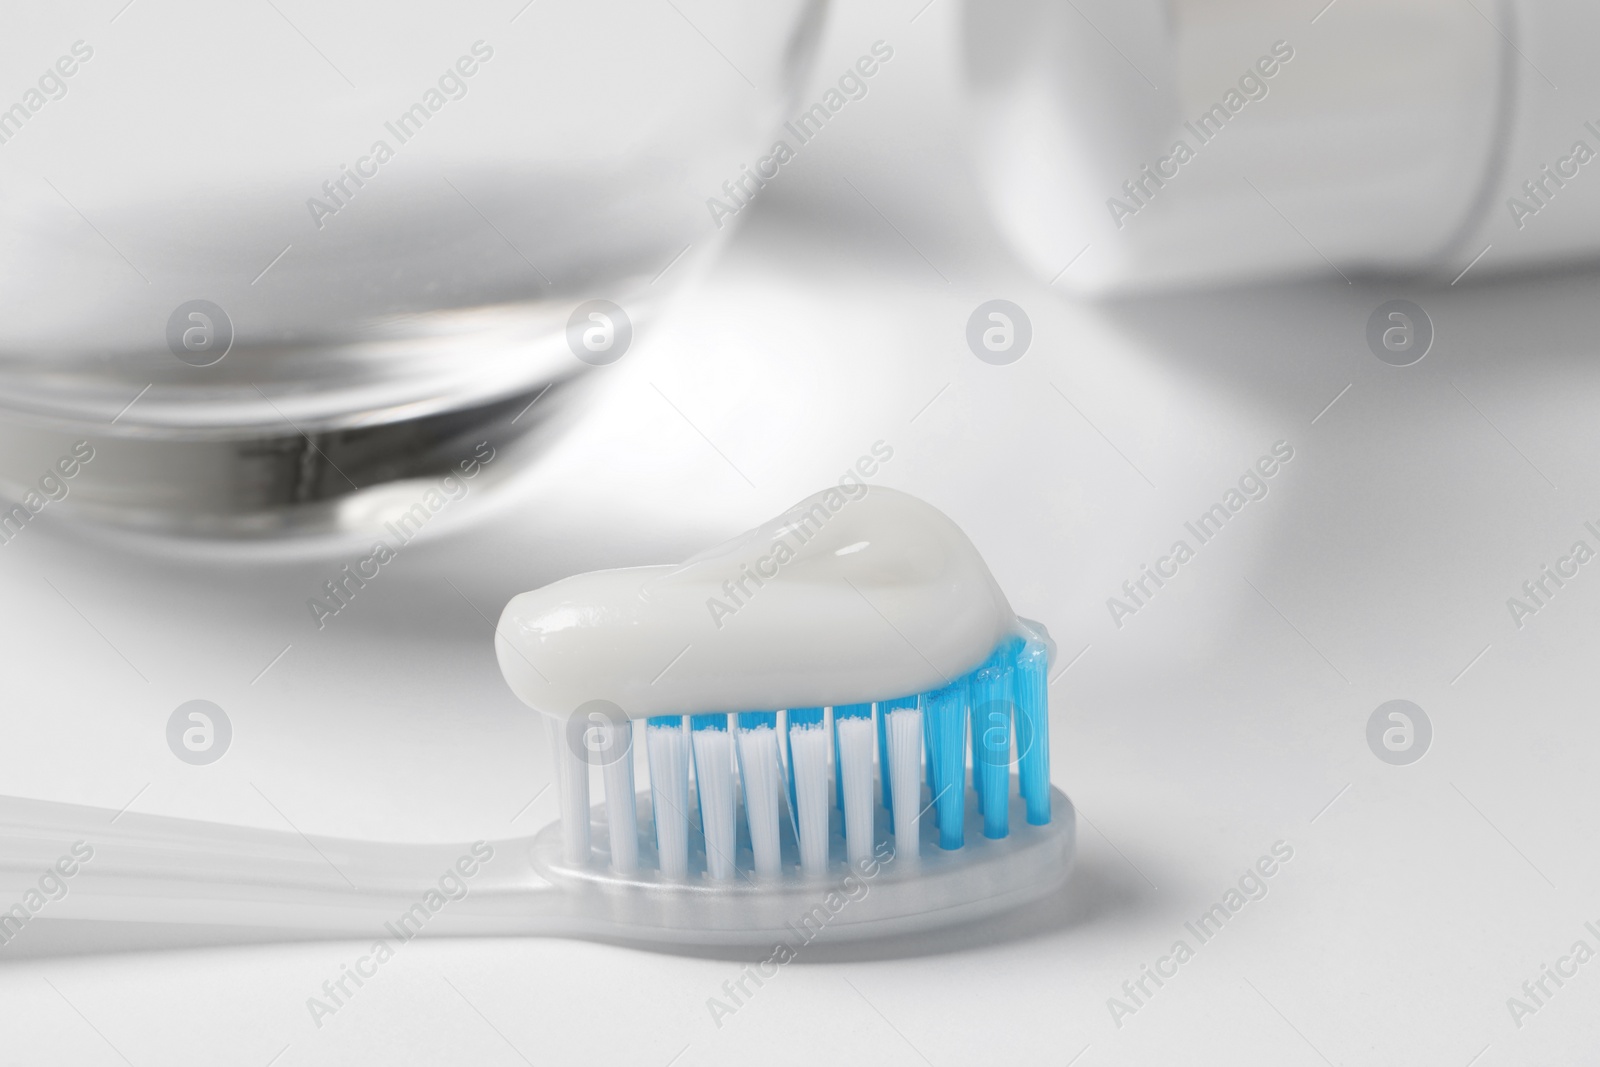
[492,484,1074,943]
[0,487,1073,948]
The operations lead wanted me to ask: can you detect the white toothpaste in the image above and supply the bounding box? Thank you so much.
[496,486,1031,718]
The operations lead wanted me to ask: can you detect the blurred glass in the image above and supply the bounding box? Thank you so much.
[0,0,825,533]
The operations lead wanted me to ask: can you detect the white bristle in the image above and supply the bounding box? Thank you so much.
[646,718,690,879]
[735,722,783,878]
[599,719,638,875]
[836,714,877,867]
[886,706,923,863]
[788,719,832,877]
[548,714,591,866]
[692,722,737,881]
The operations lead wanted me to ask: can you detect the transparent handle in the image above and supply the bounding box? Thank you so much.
[0,795,560,939]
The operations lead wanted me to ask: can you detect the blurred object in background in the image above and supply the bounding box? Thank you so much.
[964,0,1600,293]
[0,0,825,535]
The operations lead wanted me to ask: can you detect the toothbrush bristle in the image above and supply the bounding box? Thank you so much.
[1015,638,1052,825]
[885,703,923,861]
[690,714,737,881]
[550,716,591,866]
[835,705,876,867]
[734,712,783,878]
[554,637,1053,882]
[646,716,690,879]
[924,684,967,851]
[972,645,1015,840]
[599,718,639,874]
[787,707,832,878]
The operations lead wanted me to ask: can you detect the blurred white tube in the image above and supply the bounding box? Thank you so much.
[964,0,1600,292]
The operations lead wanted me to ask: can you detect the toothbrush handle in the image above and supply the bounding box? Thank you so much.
[0,795,561,940]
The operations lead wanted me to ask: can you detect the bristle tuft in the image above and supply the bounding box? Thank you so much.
[646,716,690,879]
[598,718,639,873]
[885,703,923,862]
[787,708,831,877]
[549,714,591,866]
[1015,638,1051,825]
[924,684,967,850]
[735,712,783,878]
[691,714,737,880]
[835,705,875,866]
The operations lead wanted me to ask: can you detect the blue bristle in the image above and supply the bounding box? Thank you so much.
[922,684,967,850]
[969,685,984,809]
[737,711,777,730]
[1013,638,1052,825]
[690,713,728,732]
[970,645,1015,839]
[875,702,890,810]
[788,707,825,727]
[832,711,842,813]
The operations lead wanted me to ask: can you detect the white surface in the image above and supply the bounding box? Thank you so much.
[3,4,1600,1067]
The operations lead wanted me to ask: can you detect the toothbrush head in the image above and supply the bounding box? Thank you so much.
[527,783,1075,946]
[496,486,1074,945]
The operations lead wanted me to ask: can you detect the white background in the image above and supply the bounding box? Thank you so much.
[3,1,1600,1064]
